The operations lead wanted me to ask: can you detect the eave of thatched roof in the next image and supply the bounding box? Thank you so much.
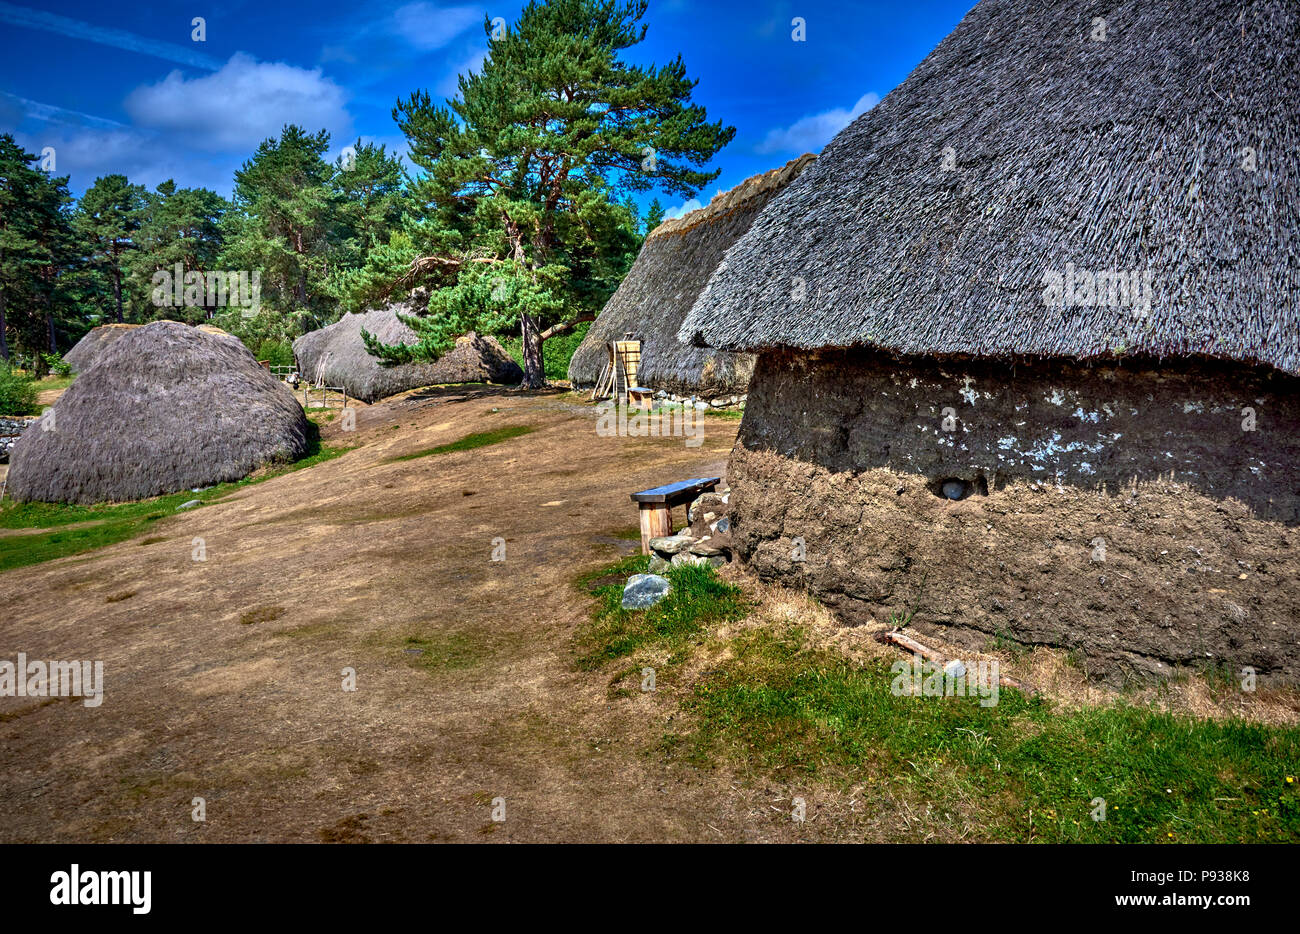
[568,154,816,395]
[292,305,522,404]
[680,0,1300,375]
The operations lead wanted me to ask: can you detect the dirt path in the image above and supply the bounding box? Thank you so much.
[0,388,812,842]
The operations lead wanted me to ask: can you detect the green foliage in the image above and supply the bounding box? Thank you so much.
[129,180,229,324]
[42,353,72,377]
[0,363,38,414]
[74,173,148,325]
[0,134,79,366]
[254,338,294,368]
[368,0,733,387]
[644,197,665,234]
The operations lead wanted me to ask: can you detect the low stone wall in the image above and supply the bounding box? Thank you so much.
[653,390,746,409]
[0,416,38,464]
[730,347,1300,684]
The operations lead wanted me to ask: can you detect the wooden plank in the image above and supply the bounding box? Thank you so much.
[631,477,720,505]
[638,503,674,555]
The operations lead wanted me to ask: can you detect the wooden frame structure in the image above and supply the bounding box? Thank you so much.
[629,476,721,555]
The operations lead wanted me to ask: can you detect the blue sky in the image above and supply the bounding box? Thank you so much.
[0,0,975,216]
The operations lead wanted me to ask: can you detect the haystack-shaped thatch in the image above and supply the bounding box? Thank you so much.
[568,154,816,396]
[7,320,309,504]
[681,0,1300,375]
[293,305,523,404]
[64,323,140,374]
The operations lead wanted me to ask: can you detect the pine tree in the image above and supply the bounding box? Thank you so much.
[369,0,734,388]
[74,174,147,324]
[128,180,228,323]
[643,197,665,235]
[0,134,77,366]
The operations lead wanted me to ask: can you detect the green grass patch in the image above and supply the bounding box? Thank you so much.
[574,557,751,673]
[678,630,1300,842]
[385,424,534,462]
[573,555,1300,843]
[401,631,492,673]
[0,428,354,572]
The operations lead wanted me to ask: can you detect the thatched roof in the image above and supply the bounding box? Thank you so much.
[293,305,523,404]
[681,0,1300,375]
[7,320,309,504]
[568,154,816,395]
[64,324,140,374]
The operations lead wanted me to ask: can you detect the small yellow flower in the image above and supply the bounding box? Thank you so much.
[1287,776,1295,783]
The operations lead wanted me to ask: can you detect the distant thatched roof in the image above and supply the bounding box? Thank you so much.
[8,320,309,504]
[681,0,1300,375]
[569,154,816,395]
[64,324,140,374]
[292,305,523,404]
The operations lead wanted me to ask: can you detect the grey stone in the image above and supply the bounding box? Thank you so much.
[622,574,671,610]
[941,480,966,500]
[647,553,671,574]
[649,533,695,555]
[177,499,202,510]
[672,552,726,569]
[715,516,731,533]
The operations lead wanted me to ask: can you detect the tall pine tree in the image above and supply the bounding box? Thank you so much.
[367,0,734,388]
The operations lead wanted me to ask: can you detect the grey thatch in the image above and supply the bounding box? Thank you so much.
[568,154,816,395]
[293,305,523,404]
[7,320,309,504]
[681,0,1300,375]
[64,323,140,374]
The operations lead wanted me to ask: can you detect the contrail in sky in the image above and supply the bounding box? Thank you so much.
[0,2,222,70]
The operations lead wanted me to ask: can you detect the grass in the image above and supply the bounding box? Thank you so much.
[574,555,751,675]
[0,427,354,573]
[385,424,534,462]
[400,631,493,674]
[35,374,76,394]
[575,556,1300,843]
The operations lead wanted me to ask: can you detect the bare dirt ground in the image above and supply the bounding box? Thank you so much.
[1,387,858,843]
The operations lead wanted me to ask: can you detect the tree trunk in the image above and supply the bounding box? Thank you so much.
[519,311,546,389]
[112,271,124,324]
[47,309,57,353]
[0,289,9,361]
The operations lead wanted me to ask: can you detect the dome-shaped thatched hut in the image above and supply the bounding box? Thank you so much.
[8,320,309,504]
[293,305,523,404]
[680,0,1300,683]
[63,323,140,374]
[567,154,815,400]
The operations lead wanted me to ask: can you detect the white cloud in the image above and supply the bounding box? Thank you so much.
[392,3,484,51]
[756,92,879,155]
[124,53,353,152]
[664,198,702,221]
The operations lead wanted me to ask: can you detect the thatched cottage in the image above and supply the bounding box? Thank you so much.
[64,323,140,373]
[568,154,815,402]
[293,305,522,404]
[679,0,1300,683]
[8,321,309,503]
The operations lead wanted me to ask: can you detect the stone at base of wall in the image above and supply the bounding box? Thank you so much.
[0,416,39,464]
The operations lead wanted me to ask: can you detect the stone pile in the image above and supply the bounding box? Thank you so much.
[646,485,733,573]
[0,416,38,463]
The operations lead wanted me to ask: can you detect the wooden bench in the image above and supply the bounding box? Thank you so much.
[630,477,720,555]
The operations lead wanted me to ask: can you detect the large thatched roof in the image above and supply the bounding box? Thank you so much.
[8,320,309,504]
[681,0,1300,375]
[64,324,140,374]
[568,154,816,395]
[293,305,523,404]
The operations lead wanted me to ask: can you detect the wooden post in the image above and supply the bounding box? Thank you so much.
[638,503,673,555]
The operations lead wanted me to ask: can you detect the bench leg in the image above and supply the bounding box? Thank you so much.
[638,503,673,556]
